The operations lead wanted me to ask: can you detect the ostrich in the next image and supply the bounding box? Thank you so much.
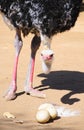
[0,0,82,100]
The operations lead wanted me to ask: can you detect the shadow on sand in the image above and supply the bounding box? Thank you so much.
[37,70,84,105]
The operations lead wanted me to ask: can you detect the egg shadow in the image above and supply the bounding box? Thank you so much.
[37,70,84,105]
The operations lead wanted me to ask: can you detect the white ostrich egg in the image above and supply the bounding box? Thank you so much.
[36,109,50,123]
[38,103,57,119]
[46,106,57,119]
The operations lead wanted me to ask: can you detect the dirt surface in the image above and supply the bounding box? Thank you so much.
[0,10,84,130]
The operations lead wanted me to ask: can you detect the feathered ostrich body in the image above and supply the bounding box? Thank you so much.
[0,0,82,100]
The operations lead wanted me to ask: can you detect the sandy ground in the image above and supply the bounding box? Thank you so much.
[0,8,84,130]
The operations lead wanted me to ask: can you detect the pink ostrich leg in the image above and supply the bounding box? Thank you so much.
[3,29,23,100]
[24,35,46,98]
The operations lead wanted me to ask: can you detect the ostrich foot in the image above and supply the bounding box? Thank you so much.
[25,88,46,98]
[3,88,16,101]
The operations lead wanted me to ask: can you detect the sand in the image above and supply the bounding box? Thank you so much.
[0,8,84,130]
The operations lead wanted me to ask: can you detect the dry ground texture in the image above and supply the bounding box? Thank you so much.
[0,4,84,130]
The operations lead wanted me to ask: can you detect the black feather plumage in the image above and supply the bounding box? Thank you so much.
[0,0,82,37]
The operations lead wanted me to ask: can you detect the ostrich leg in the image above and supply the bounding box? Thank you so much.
[3,29,23,100]
[24,35,46,98]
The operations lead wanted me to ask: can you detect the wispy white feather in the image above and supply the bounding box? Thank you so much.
[54,105,80,117]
